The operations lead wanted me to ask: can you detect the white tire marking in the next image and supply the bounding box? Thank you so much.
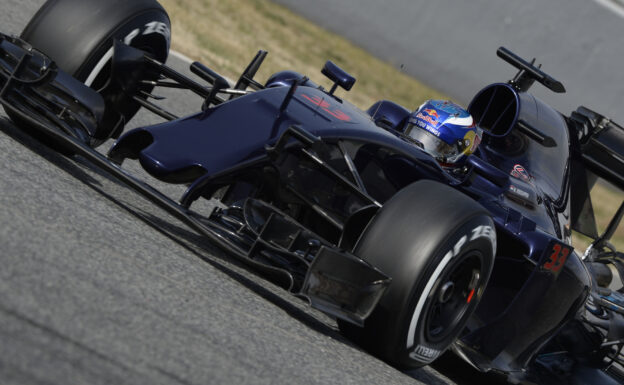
[83,21,170,88]
[406,225,495,351]
[84,46,114,87]
[406,247,456,349]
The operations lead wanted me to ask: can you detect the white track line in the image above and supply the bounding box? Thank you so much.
[594,0,624,18]
[170,49,194,64]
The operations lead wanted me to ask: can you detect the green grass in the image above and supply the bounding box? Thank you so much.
[159,0,623,253]
[159,0,445,109]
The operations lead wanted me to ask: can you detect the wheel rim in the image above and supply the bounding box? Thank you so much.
[424,251,483,343]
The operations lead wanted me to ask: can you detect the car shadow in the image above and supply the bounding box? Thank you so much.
[0,115,511,385]
[0,116,347,336]
[0,117,103,187]
[427,352,510,385]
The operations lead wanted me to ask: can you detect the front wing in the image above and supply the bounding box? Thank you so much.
[0,33,390,326]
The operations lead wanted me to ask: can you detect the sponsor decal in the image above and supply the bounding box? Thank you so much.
[414,120,440,136]
[301,94,351,121]
[124,21,171,48]
[510,164,531,182]
[423,108,440,119]
[424,124,440,136]
[416,112,438,126]
[470,224,496,245]
[409,345,441,361]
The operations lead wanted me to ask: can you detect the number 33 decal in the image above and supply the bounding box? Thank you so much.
[543,243,571,276]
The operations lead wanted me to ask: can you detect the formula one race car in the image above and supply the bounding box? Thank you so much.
[2,0,624,383]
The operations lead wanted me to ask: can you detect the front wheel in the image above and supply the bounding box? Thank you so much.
[339,180,496,368]
[21,0,171,144]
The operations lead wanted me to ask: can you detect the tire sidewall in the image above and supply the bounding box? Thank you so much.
[76,10,170,89]
[398,215,495,366]
[20,0,171,141]
[22,0,171,82]
[344,180,497,369]
[78,9,171,141]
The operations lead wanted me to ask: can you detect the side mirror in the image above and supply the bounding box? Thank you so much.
[202,76,229,111]
[190,61,230,109]
[321,60,356,95]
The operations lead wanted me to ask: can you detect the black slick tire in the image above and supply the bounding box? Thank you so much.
[21,0,171,144]
[339,179,496,368]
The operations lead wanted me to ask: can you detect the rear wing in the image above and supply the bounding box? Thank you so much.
[570,106,624,191]
[569,106,624,240]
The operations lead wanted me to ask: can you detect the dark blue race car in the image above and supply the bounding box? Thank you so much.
[2,1,624,383]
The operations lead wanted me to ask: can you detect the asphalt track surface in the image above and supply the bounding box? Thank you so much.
[0,1,516,385]
[275,0,624,125]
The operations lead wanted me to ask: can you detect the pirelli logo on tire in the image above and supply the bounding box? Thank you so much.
[124,21,171,48]
[409,345,442,361]
[470,224,496,252]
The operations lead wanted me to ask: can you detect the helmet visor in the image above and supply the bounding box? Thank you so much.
[405,123,459,160]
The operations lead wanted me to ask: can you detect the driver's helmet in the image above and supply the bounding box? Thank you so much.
[404,100,482,167]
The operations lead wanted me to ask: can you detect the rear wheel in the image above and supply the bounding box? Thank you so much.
[339,179,496,368]
[21,0,170,144]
